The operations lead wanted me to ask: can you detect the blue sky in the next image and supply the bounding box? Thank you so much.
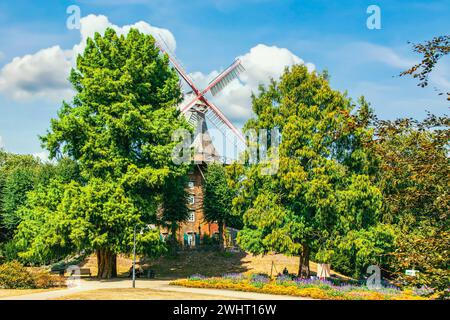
[0,0,449,158]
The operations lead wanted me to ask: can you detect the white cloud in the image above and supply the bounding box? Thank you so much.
[32,151,51,163]
[188,44,315,124]
[0,15,314,127]
[0,15,176,102]
[73,14,176,58]
[0,46,74,101]
[351,42,450,92]
[344,42,417,69]
[0,135,4,148]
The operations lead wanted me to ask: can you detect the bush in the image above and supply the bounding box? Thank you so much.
[30,269,65,288]
[0,261,36,289]
[0,261,65,289]
[0,240,20,262]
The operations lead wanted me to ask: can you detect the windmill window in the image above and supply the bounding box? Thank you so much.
[188,195,195,205]
[188,211,195,222]
[188,181,195,189]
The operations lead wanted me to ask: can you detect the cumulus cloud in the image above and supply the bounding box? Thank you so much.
[189,44,315,124]
[0,15,176,102]
[72,14,176,58]
[0,135,4,148]
[0,46,74,101]
[0,14,313,127]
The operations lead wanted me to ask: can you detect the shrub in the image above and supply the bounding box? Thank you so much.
[0,261,65,289]
[0,261,36,289]
[30,269,65,288]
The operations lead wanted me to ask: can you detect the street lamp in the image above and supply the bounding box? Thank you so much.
[132,224,156,288]
[132,224,138,289]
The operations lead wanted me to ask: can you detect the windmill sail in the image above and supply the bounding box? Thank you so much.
[209,60,245,96]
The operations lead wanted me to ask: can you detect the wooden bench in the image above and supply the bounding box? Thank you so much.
[50,269,65,276]
[69,268,91,277]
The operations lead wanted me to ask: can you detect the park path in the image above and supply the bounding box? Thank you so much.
[0,279,313,300]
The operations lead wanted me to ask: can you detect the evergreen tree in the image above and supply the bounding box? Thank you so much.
[21,28,189,278]
[203,163,234,249]
[235,65,382,277]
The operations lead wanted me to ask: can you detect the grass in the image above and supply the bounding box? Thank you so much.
[0,288,63,298]
[54,288,239,300]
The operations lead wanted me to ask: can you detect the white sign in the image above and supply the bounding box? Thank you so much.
[405,269,419,277]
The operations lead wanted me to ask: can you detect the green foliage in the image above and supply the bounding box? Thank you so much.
[235,65,382,276]
[203,164,234,224]
[203,163,237,247]
[41,27,187,184]
[2,167,35,232]
[12,28,188,277]
[13,180,72,265]
[373,114,449,296]
[0,151,80,244]
[0,152,40,241]
[160,174,190,245]
[329,224,396,278]
[374,115,449,229]
[392,229,449,298]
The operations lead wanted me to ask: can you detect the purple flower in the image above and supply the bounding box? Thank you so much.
[188,274,207,280]
[250,274,270,286]
[223,273,245,281]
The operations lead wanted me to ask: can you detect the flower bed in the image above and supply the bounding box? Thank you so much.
[171,274,429,300]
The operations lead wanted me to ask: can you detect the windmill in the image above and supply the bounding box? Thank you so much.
[155,38,246,166]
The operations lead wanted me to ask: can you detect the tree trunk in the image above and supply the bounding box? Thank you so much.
[298,255,303,277]
[218,220,224,250]
[96,248,117,279]
[170,222,178,254]
[297,245,310,278]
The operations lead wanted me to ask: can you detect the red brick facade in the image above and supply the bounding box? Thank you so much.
[160,164,220,247]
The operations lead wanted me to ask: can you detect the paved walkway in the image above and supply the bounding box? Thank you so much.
[0,279,313,300]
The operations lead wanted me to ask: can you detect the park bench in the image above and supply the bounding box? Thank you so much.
[50,269,65,276]
[69,268,91,277]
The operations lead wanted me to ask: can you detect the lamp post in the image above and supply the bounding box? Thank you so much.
[132,224,155,288]
[132,224,137,288]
